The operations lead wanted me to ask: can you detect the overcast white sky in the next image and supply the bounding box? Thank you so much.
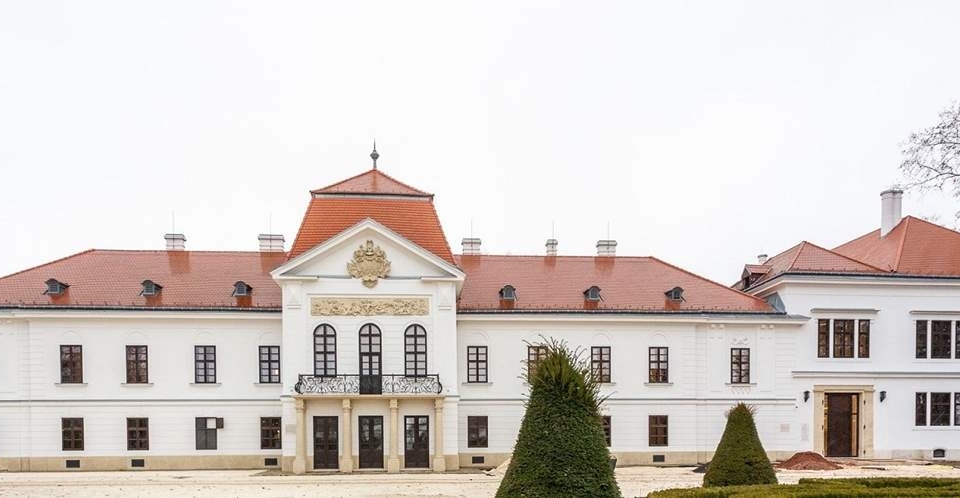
[2,1,960,285]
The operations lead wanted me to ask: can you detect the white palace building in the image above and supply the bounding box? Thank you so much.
[2,152,960,473]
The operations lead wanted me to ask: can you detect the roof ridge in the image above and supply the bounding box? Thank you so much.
[892,216,911,272]
[647,256,772,308]
[457,254,655,260]
[795,240,889,273]
[0,248,96,281]
[310,169,432,197]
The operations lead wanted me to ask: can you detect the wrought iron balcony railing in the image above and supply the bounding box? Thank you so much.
[294,374,443,395]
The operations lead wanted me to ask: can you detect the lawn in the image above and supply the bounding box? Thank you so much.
[648,477,960,497]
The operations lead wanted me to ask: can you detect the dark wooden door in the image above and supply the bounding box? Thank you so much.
[358,416,384,469]
[825,393,859,457]
[359,324,382,395]
[404,415,429,468]
[313,416,339,469]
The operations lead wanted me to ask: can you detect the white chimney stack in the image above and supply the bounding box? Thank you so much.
[164,233,186,251]
[880,188,903,238]
[461,237,481,255]
[596,239,617,257]
[757,254,769,264]
[258,234,285,252]
[545,238,558,256]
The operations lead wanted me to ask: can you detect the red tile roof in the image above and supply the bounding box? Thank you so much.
[756,241,885,284]
[291,169,455,264]
[833,216,960,275]
[310,169,432,197]
[456,255,774,313]
[0,250,285,310]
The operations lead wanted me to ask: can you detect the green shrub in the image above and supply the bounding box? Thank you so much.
[702,403,776,487]
[648,478,960,497]
[496,339,621,497]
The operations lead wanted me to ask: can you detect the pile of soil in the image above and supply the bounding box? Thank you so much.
[776,451,843,470]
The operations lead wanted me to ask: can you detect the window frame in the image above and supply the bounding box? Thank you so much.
[591,346,612,383]
[258,345,280,384]
[730,348,750,384]
[526,345,548,381]
[931,392,952,426]
[260,417,282,450]
[648,415,668,447]
[60,345,83,384]
[313,324,337,377]
[125,345,148,384]
[601,415,611,447]
[62,417,84,451]
[648,347,669,383]
[932,321,953,359]
[126,417,149,451]
[817,318,870,359]
[194,345,216,384]
[195,417,218,450]
[467,415,488,448]
[404,324,428,377]
[466,346,488,383]
[916,392,928,426]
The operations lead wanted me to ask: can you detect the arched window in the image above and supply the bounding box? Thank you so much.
[314,324,337,376]
[404,324,427,377]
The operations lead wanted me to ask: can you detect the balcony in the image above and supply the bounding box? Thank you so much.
[294,374,443,396]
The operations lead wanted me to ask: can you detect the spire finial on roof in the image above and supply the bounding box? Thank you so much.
[370,140,379,170]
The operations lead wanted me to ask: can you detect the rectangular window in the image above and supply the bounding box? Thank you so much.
[601,416,611,447]
[127,418,149,450]
[956,393,960,426]
[917,321,928,359]
[916,392,928,426]
[194,346,216,384]
[858,320,870,359]
[591,346,611,383]
[467,416,488,448]
[62,418,84,451]
[467,346,488,383]
[258,346,280,384]
[730,348,750,384]
[931,392,951,426]
[527,345,548,381]
[817,319,829,358]
[648,347,668,383]
[126,345,148,384]
[648,415,668,446]
[405,329,427,377]
[957,323,960,359]
[195,417,218,450]
[60,345,83,383]
[932,321,952,359]
[260,417,281,449]
[832,319,855,358]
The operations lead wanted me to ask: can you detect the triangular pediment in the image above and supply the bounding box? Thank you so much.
[272,218,463,284]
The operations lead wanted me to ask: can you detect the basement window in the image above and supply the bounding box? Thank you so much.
[44,278,68,296]
[584,286,602,302]
[665,287,684,301]
[233,281,252,297]
[140,280,162,297]
[499,285,516,301]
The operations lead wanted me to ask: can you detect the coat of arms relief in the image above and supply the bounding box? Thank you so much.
[347,240,391,288]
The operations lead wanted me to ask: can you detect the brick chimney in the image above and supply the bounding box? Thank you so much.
[880,188,903,238]
[258,234,285,252]
[164,233,186,251]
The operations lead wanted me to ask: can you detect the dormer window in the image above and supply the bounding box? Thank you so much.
[665,287,684,302]
[140,280,162,297]
[233,281,252,297]
[44,278,68,295]
[499,285,516,301]
[584,286,602,302]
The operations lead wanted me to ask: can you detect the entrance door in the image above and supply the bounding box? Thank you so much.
[825,393,859,457]
[313,416,339,469]
[359,324,382,395]
[358,416,384,469]
[404,415,429,468]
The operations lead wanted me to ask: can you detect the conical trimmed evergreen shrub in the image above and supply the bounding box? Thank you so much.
[496,339,621,498]
[702,403,777,487]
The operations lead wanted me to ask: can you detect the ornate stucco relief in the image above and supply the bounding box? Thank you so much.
[346,240,391,288]
[310,297,429,316]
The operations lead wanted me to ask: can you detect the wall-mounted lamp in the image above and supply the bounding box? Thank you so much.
[880,391,887,403]
[803,390,810,403]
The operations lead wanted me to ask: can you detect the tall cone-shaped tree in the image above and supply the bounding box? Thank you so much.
[703,403,777,487]
[496,339,621,498]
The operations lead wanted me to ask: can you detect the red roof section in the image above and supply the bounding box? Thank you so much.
[0,250,285,310]
[310,169,432,197]
[291,169,455,264]
[834,216,960,275]
[456,255,774,312]
[755,241,885,285]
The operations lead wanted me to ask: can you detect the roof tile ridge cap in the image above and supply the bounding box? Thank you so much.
[787,241,809,270]
[424,201,456,263]
[893,216,912,273]
[645,256,772,307]
[795,240,888,273]
[370,169,433,196]
[0,248,97,281]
